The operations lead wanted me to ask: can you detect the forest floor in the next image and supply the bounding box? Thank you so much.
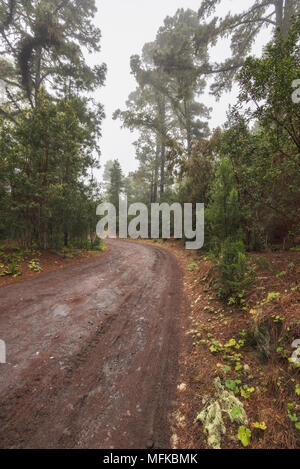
[0,245,107,288]
[0,239,182,449]
[142,239,300,449]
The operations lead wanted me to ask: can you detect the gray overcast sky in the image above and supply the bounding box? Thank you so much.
[90,0,269,178]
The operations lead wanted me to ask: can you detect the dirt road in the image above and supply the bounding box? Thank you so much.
[0,240,183,449]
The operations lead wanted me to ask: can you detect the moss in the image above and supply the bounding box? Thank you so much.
[196,378,248,449]
[197,400,225,449]
[215,377,248,425]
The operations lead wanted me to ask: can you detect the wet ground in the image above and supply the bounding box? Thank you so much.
[0,240,183,449]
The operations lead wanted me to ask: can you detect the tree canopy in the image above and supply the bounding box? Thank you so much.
[196,0,300,95]
[0,0,106,248]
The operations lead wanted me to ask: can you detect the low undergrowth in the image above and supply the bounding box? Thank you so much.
[0,245,41,278]
[151,240,300,449]
[0,240,106,285]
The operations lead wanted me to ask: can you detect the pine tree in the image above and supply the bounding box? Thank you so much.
[0,0,106,115]
[108,160,123,210]
[207,158,243,247]
[196,0,300,96]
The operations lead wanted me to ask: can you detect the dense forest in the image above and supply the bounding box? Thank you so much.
[0,0,106,249]
[1,1,299,259]
[108,0,300,300]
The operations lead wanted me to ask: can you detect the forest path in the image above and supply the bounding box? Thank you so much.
[0,239,183,449]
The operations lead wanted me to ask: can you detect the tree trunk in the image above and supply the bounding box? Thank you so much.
[160,142,165,197]
[184,99,192,158]
[282,0,294,37]
[187,126,192,158]
[64,231,69,247]
[158,97,166,198]
[153,138,160,203]
[43,227,47,250]
[34,47,42,107]
[275,0,284,30]
[150,171,154,204]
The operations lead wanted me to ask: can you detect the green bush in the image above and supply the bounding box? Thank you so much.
[212,238,250,300]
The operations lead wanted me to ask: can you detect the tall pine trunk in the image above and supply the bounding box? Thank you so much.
[160,142,166,197]
[153,138,160,203]
[282,0,294,38]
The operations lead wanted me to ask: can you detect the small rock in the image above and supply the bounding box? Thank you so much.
[146,440,154,449]
[177,383,187,392]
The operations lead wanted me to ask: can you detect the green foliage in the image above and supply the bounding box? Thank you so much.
[197,0,300,96]
[111,9,300,258]
[0,0,106,110]
[207,158,243,247]
[238,426,251,447]
[0,91,102,248]
[177,133,218,207]
[0,2,105,249]
[221,20,300,247]
[205,158,251,301]
[225,379,241,395]
[107,160,124,209]
[187,262,198,272]
[240,385,255,400]
[213,238,250,300]
[28,259,42,273]
[231,407,243,420]
[0,261,21,277]
[287,403,300,432]
[115,8,210,202]
[266,292,281,303]
[252,421,267,431]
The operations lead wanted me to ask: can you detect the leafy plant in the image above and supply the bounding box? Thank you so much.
[0,262,22,277]
[213,238,251,301]
[231,407,243,420]
[251,422,267,431]
[264,292,281,304]
[240,385,255,399]
[187,263,198,272]
[225,379,241,395]
[28,259,42,273]
[287,403,300,432]
[238,426,251,447]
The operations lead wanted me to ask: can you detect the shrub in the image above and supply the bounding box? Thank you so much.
[212,238,250,300]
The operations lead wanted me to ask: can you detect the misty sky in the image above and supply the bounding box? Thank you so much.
[90,0,270,178]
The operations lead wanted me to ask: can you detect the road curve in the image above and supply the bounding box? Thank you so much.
[0,240,183,449]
